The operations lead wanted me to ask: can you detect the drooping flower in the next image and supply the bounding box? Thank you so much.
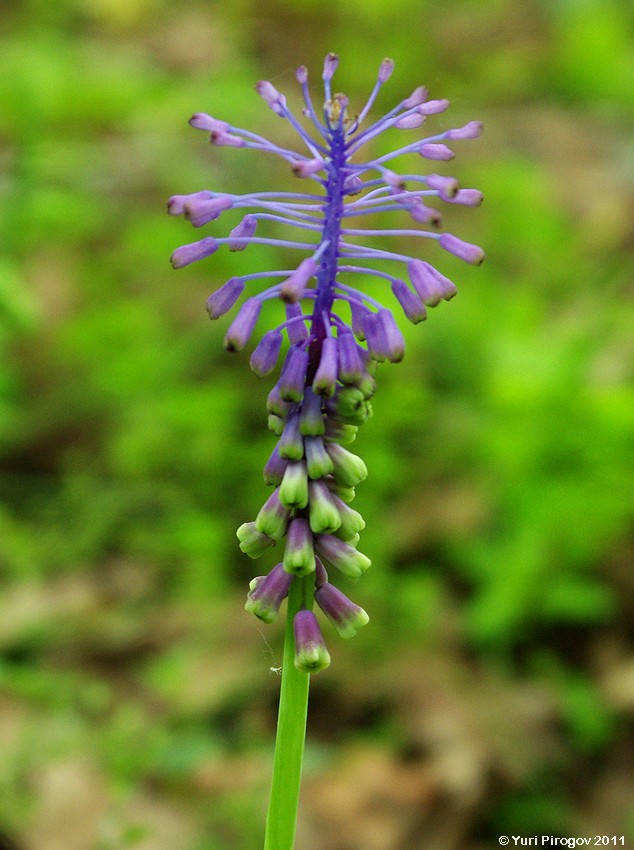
[169,54,484,671]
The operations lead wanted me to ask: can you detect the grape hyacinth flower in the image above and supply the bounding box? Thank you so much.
[168,54,483,850]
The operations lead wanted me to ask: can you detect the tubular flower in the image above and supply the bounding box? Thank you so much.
[169,55,484,671]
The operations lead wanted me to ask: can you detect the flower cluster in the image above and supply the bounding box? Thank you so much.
[168,54,483,673]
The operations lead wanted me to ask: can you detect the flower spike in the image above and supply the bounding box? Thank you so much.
[168,55,483,668]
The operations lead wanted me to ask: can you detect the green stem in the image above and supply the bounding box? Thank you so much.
[263,575,314,850]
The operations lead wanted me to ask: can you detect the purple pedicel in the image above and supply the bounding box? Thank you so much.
[250,329,283,377]
[224,298,262,351]
[169,56,483,659]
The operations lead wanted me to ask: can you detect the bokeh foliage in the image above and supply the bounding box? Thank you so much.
[1,0,633,848]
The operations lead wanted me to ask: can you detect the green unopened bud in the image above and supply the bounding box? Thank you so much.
[314,534,371,579]
[326,444,368,488]
[308,480,342,534]
[299,388,325,436]
[283,518,316,576]
[293,609,331,673]
[237,522,276,559]
[268,414,285,436]
[304,436,335,479]
[324,422,358,445]
[330,494,366,538]
[315,582,370,639]
[255,488,290,540]
[279,461,309,510]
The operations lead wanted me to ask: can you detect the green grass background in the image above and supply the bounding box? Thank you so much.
[1,0,633,847]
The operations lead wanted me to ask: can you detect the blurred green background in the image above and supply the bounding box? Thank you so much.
[1,0,633,848]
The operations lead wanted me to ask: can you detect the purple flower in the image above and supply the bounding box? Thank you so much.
[169,55,483,670]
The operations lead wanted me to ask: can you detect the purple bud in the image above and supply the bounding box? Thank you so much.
[228,215,258,250]
[255,80,287,116]
[304,436,335,480]
[439,232,485,265]
[293,610,330,673]
[343,175,364,196]
[250,329,283,377]
[171,237,218,269]
[167,190,213,216]
[361,312,389,362]
[314,534,371,580]
[184,195,233,227]
[349,299,369,341]
[283,518,316,576]
[189,113,228,133]
[417,98,449,115]
[255,488,290,540]
[292,156,326,177]
[376,308,406,362]
[322,52,339,81]
[278,412,304,461]
[419,143,455,161]
[224,298,262,352]
[408,259,453,306]
[378,58,395,83]
[337,331,366,385]
[446,121,483,140]
[280,257,319,303]
[407,197,442,226]
[402,85,428,109]
[296,65,308,85]
[210,130,245,148]
[315,583,369,639]
[315,557,328,587]
[206,277,245,319]
[278,346,309,402]
[245,563,293,623]
[394,113,426,130]
[237,522,276,559]
[445,189,484,206]
[299,387,325,436]
[312,337,338,397]
[263,444,288,486]
[425,173,459,200]
[285,302,309,345]
[391,279,427,324]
